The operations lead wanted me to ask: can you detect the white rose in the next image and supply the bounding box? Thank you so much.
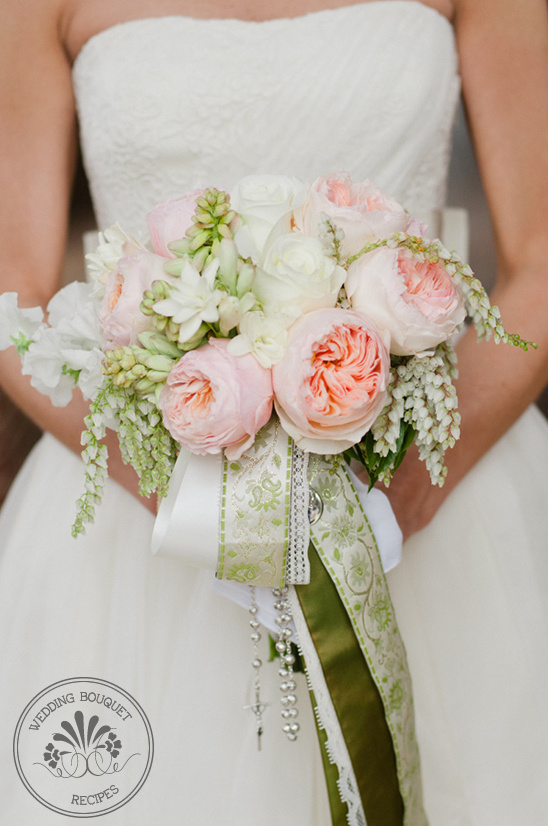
[254,233,345,320]
[231,174,306,258]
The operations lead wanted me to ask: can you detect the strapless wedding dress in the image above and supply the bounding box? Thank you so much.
[1,3,548,824]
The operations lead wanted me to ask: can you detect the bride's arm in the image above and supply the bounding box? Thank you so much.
[0,2,154,511]
[387,0,548,540]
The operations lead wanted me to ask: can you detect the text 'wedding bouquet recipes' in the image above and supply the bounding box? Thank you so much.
[1,173,529,541]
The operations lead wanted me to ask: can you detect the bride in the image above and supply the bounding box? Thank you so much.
[1,0,548,823]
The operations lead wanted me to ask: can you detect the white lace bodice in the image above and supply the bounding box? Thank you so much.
[72,1,459,234]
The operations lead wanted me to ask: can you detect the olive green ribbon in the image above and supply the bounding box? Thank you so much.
[296,455,427,826]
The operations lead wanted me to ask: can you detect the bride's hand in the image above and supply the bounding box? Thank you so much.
[381,448,439,543]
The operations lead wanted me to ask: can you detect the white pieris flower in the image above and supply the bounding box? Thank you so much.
[0,292,44,350]
[228,311,287,368]
[153,257,222,345]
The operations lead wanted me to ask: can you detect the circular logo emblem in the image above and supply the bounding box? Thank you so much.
[13,678,153,817]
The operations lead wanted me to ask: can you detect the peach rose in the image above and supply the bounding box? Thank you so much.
[159,339,273,460]
[346,246,466,355]
[99,249,168,348]
[272,308,390,454]
[300,173,410,256]
[147,191,205,258]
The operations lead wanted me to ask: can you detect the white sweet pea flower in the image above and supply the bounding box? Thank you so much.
[152,257,222,345]
[50,285,104,375]
[18,282,105,405]
[228,311,287,368]
[61,347,105,401]
[22,326,76,407]
[254,233,346,318]
[0,293,44,351]
[231,174,307,259]
[48,283,103,353]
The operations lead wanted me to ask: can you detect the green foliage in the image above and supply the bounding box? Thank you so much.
[344,420,416,489]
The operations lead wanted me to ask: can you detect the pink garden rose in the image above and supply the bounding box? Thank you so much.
[159,339,273,460]
[300,173,411,256]
[346,246,466,355]
[147,190,205,258]
[99,249,168,348]
[272,308,390,454]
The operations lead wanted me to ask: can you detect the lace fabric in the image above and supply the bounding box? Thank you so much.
[73,4,459,236]
[287,444,310,585]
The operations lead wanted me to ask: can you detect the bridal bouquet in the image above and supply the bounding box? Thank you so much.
[0,173,528,536]
[1,173,533,808]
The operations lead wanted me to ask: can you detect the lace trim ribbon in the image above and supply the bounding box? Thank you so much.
[296,455,427,826]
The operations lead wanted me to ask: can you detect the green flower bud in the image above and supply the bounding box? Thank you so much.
[191,247,210,272]
[138,331,182,358]
[163,259,184,277]
[189,229,211,251]
[147,369,173,382]
[168,238,193,256]
[120,352,137,371]
[217,222,232,239]
[132,377,157,395]
[128,363,147,380]
[138,353,175,373]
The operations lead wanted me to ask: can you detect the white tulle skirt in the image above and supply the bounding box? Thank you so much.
[1,406,548,825]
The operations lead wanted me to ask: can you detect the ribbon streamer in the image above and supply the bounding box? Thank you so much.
[295,455,426,826]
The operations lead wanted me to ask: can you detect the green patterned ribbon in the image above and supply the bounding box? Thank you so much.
[217,419,293,587]
[298,455,427,826]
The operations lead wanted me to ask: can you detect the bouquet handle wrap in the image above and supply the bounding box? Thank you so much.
[152,419,310,587]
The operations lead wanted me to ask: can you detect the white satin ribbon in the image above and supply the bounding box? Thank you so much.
[151,449,222,571]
